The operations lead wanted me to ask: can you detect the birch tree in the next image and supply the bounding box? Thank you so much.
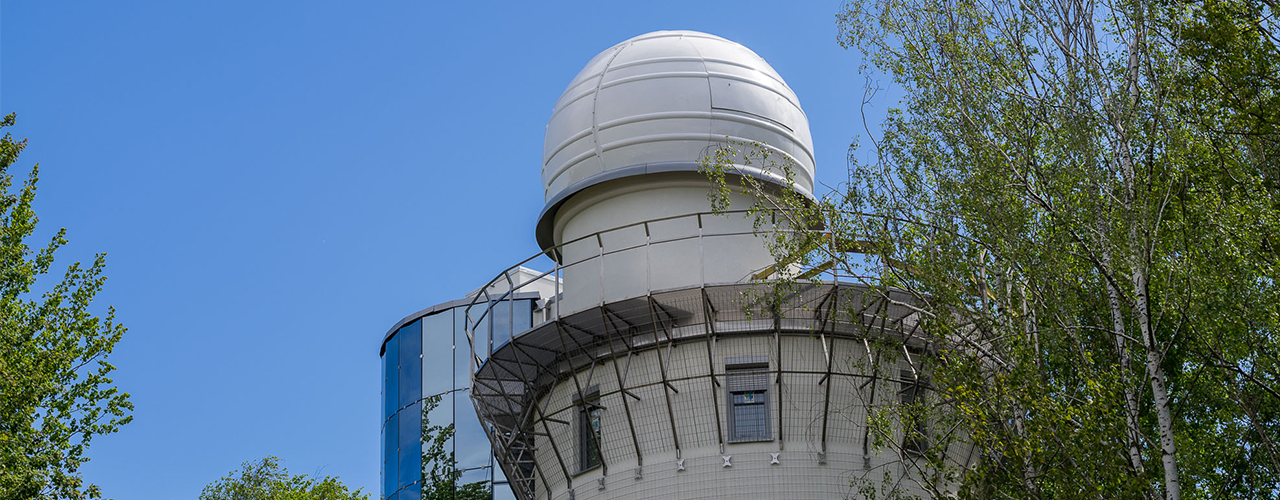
[705,0,1278,497]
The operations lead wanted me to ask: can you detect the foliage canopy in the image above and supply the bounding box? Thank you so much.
[705,0,1278,498]
[0,114,133,500]
[199,456,368,500]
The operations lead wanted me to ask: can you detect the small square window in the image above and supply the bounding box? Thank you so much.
[899,369,929,455]
[576,387,603,472]
[726,357,771,443]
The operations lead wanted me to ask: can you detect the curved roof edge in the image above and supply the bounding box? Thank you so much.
[378,291,543,356]
[534,160,816,252]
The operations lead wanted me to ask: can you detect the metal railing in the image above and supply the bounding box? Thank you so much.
[462,208,878,375]
[457,210,943,500]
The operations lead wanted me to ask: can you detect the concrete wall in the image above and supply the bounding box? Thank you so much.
[524,333,972,500]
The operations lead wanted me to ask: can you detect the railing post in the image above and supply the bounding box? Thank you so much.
[555,259,561,322]
[506,270,515,350]
[644,221,652,295]
[598,233,605,307]
[487,288,495,361]
[697,213,705,286]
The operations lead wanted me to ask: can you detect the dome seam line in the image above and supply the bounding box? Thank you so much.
[678,33,716,159]
[591,41,630,175]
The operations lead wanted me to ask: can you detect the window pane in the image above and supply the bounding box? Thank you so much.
[731,394,768,441]
[489,298,534,346]
[726,366,771,443]
[384,334,400,418]
[424,392,454,446]
[493,459,510,498]
[900,369,928,454]
[398,403,422,490]
[380,415,385,499]
[463,305,490,366]
[473,309,486,363]
[513,299,533,332]
[422,312,453,397]
[579,405,602,471]
[384,411,398,497]
[398,320,422,412]
[494,482,517,500]
[458,466,490,492]
[381,346,387,426]
[492,301,513,351]
[454,307,472,393]
[421,391,454,484]
[399,481,421,500]
[455,389,491,472]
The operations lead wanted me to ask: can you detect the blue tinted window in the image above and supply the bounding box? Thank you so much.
[400,481,421,500]
[425,392,454,453]
[384,411,398,497]
[491,301,513,350]
[380,417,385,499]
[458,465,489,491]
[454,307,472,392]
[384,333,400,419]
[398,320,422,414]
[398,404,422,490]
[493,462,516,500]
[492,458,507,483]
[419,392,455,496]
[381,347,387,426]
[422,311,453,397]
[491,299,534,352]
[494,480,517,500]
[472,307,491,364]
[514,298,533,332]
[454,392,491,472]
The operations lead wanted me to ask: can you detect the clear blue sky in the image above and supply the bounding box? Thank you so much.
[2,2,892,498]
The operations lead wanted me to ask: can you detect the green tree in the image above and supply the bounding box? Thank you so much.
[420,395,489,500]
[199,456,368,500]
[0,114,133,500]
[1169,0,1280,174]
[705,0,1279,498]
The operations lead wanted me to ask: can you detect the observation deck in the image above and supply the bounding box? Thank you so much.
[464,212,940,500]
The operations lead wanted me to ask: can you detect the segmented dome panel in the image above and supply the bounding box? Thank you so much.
[541,30,816,205]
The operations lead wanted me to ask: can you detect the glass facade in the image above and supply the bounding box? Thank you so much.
[381,298,535,500]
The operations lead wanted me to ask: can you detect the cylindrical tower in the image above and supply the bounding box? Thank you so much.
[380,275,553,500]
[465,31,971,500]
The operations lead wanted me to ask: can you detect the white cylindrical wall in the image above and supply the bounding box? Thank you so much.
[553,173,777,315]
[525,334,969,500]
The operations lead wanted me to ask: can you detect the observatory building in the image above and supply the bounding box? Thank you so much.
[382,30,966,500]
[381,268,560,500]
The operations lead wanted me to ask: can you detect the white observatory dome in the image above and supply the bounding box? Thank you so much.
[536,30,816,250]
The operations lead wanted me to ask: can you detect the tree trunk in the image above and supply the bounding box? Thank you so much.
[1101,239,1146,476]
[1133,262,1180,500]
